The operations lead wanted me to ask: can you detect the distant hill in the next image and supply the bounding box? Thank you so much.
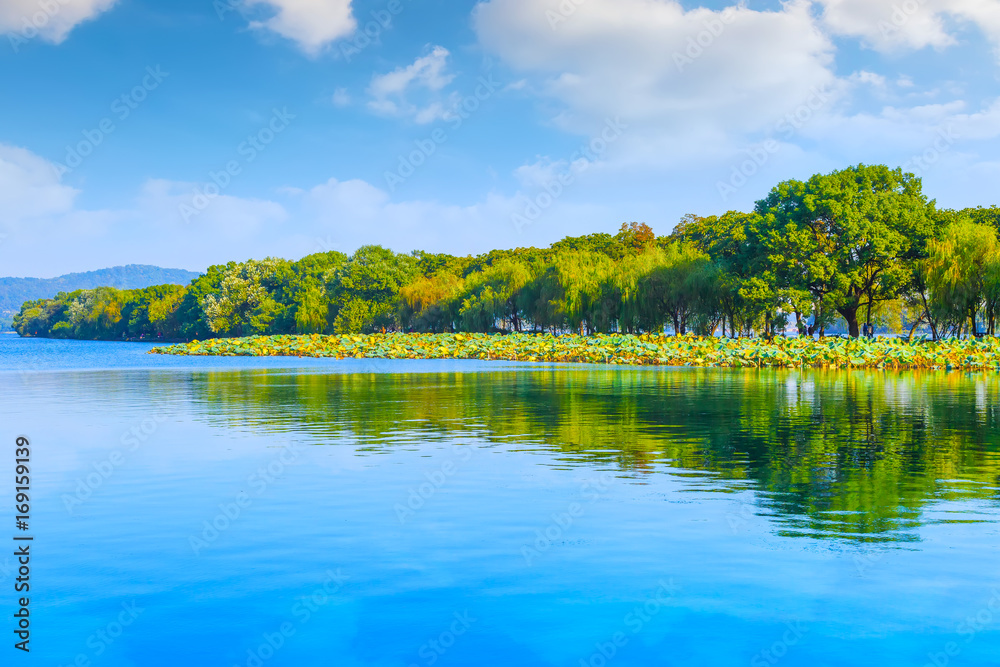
[1,265,202,330]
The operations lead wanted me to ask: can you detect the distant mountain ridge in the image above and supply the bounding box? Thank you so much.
[1,265,202,331]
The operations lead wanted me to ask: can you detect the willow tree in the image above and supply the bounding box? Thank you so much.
[400,272,465,332]
[635,242,713,335]
[676,211,782,337]
[458,258,533,332]
[927,220,1000,337]
[524,251,616,334]
[617,248,668,334]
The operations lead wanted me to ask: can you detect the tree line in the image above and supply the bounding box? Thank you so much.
[14,164,1000,341]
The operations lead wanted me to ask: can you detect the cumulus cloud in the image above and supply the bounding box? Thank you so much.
[851,70,888,88]
[367,46,457,123]
[817,0,1000,56]
[0,145,536,276]
[0,0,117,44]
[0,144,78,222]
[473,0,838,165]
[244,0,356,56]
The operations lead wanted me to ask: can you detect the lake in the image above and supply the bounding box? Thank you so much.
[3,336,999,666]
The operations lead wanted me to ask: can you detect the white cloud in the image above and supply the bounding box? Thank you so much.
[785,97,1000,177]
[0,0,117,44]
[294,177,523,253]
[244,0,356,56]
[0,145,522,275]
[473,0,839,165]
[0,142,638,276]
[0,144,78,222]
[367,46,457,123]
[817,0,1000,56]
[851,70,888,88]
[332,87,351,107]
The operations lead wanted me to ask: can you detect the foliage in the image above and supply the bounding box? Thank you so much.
[14,285,187,340]
[14,164,1000,342]
[754,165,935,338]
[1,264,199,331]
[926,220,1000,336]
[153,332,1000,371]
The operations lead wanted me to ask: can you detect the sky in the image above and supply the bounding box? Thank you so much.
[1,0,999,278]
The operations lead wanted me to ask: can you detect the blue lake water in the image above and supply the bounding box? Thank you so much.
[2,335,1000,666]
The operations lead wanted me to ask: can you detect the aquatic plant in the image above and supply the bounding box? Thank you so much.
[151,333,1000,370]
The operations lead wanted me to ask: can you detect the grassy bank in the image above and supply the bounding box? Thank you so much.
[149,333,1000,370]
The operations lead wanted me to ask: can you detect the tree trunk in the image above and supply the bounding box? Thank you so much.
[838,306,860,338]
[917,291,939,341]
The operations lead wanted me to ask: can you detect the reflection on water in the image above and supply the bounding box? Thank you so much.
[4,338,1000,667]
[187,368,1000,543]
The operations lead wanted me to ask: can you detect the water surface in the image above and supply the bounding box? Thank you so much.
[3,337,999,666]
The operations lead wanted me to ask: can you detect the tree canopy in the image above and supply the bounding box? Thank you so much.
[14,165,1000,341]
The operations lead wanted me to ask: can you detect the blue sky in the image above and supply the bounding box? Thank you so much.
[1,0,999,277]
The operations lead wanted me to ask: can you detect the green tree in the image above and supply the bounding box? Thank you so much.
[329,246,418,333]
[927,220,1000,337]
[636,242,714,335]
[400,272,465,332]
[458,258,533,332]
[200,258,290,336]
[756,164,936,337]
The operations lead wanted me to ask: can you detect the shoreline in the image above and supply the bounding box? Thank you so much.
[149,333,1000,370]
